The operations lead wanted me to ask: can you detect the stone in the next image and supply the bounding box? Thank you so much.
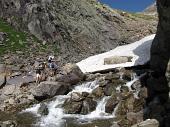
[0,74,6,89]
[131,80,142,91]
[104,72,120,80]
[38,103,49,115]
[81,98,97,115]
[57,63,85,85]
[127,111,143,125]
[91,87,104,99]
[82,92,89,97]
[31,81,70,101]
[63,100,82,114]
[105,95,118,113]
[7,75,36,86]
[70,92,84,102]
[0,120,17,127]
[121,69,133,81]
[2,85,19,96]
[27,94,34,100]
[8,98,15,105]
[104,56,132,65]
[0,32,7,43]
[103,83,116,96]
[131,119,159,127]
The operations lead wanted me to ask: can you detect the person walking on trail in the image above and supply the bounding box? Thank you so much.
[47,56,58,76]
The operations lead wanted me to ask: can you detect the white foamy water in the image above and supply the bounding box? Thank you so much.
[22,104,41,115]
[23,75,145,127]
[84,96,113,119]
[23,81,104,127]
[71,80,98,94]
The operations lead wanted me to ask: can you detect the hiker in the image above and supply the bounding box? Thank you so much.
[47,56,58,76]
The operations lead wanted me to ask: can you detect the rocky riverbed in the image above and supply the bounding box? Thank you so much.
[0,59,158,127]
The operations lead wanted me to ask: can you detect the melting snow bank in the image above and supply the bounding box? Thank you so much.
[77,34,155,73]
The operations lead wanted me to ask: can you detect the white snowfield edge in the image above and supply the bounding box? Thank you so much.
[77,34,155,73]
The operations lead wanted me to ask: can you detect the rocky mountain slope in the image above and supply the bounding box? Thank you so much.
[143,2,157,15]
[0,0,157,63]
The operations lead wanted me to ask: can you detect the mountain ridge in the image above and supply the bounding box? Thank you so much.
[0,0,157,63]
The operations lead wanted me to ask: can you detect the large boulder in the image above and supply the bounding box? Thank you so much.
[31,81,70,101]
[56,63,85,85]
[63,93,97,115]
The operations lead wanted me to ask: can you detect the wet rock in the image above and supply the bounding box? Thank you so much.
[63,100,82,114]
[131,80,142,91]
[131,119,159,127]
[120,69,133,81]
[99,80,109,87]
[38,103,49,116]
[120,86,130,99]
[105,95,118,113]
[0,120,17,127]
[91,87,104,99]
[103,83,116,96]
[63,93,97,115]
[31,81,70,101]
[111,79,126,87]
[104,56,132,65]
[81,98,97,115]
[85,73,103,81]
[82,92,89,98]
[70,92,84,102]
[104,72,120,80]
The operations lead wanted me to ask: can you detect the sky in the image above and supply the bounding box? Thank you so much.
[99,0,155,12]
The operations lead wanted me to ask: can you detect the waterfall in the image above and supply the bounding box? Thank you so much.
[85,96,112,119]
[22,75,143,126]
[23,80,103,126]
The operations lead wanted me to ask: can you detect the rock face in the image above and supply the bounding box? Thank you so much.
[145,0,170,126]
[0,0,157,62]
[31,81,70,101]
[144,2,157,15]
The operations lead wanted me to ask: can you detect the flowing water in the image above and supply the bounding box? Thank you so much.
[1,77,140,127]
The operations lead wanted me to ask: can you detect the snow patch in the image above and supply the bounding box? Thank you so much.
[77,34,155,73]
